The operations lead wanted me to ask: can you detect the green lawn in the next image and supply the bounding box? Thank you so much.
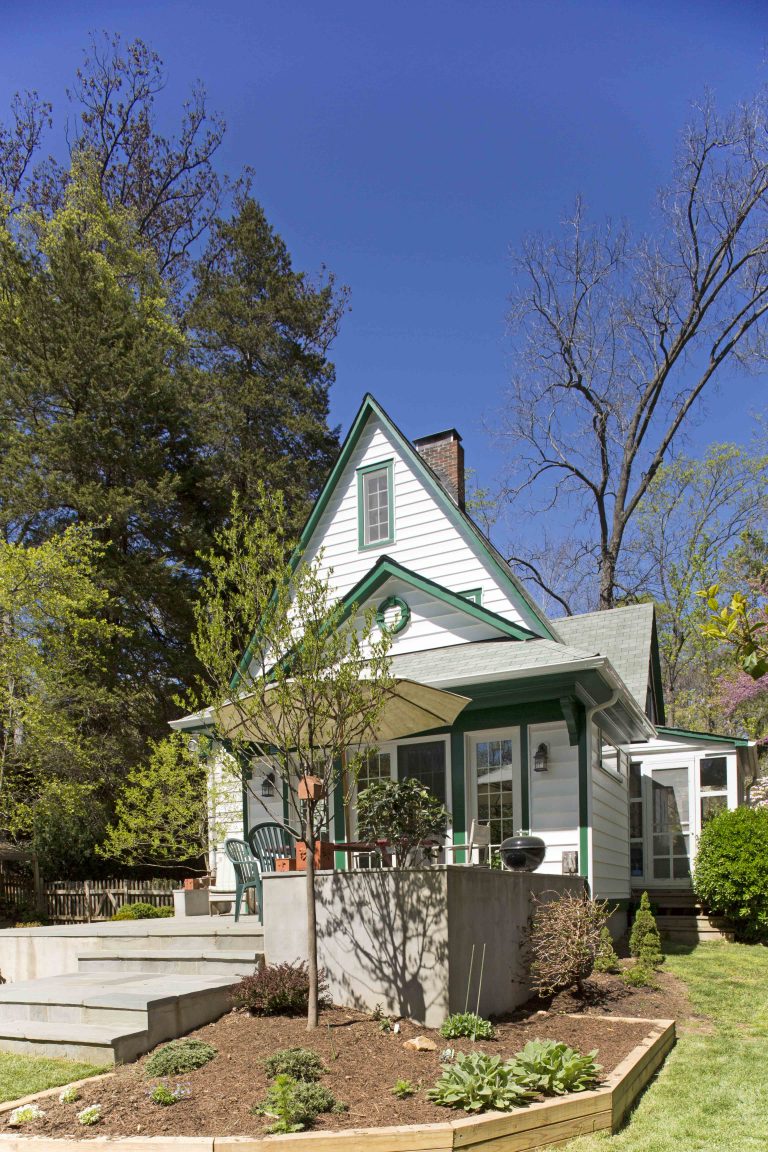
[0,1052,108,1104]
[565,942,768,1152]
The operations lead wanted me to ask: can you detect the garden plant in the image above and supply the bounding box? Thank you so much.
[527,891,611,996]
[694,807,768,941]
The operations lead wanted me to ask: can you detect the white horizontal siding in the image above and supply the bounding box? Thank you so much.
[528,721,579,873]
[303,416,535,639]
[209,749,244,893]
[590,724,630,901]
[353,575,507,654]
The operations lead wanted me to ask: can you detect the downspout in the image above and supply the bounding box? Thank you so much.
[582,689,621,896]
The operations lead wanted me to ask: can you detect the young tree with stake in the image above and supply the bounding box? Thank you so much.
[191,488,395,1028]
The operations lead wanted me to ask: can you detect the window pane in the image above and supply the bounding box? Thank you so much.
[630,843,644,877]
[653,856,671,879]
[358,750,391,793]
[398,741,446,805]
[701,794,728,825]
[629,762,642,799]
[700,757,728,792]
[630,804,643,838]
[363,469,390,544]
[673,856,691,879]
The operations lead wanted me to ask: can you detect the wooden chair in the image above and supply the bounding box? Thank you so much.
[224,838,262,922]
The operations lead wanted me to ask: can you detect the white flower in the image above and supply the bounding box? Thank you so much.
[8,1104,45,1127]
[77,1104,102,1126]
[59,1085,81,1105]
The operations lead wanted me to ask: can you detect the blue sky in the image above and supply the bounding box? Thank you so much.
[1,0,765,524]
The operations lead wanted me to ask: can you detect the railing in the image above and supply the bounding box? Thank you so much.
[0,876,177,923]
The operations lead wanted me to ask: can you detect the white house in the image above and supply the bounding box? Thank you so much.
[173,394,757,919]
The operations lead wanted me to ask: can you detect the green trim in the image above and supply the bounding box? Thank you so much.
[295,394,556,638]
[656,725,751,747]
[578,707,589,881]
[458,587,482,605]
[232,393,556,689]
[451,728,469,866]
[332,768,346,870]
[357,458,395,551]
[376,595,410,635]
[340,555,537,641]
[241,760,250,840]
[520,725,530,828]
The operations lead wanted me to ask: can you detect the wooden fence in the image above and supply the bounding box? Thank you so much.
[0,876,176,923]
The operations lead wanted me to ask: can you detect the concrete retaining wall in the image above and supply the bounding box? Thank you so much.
[263,866,583,1027]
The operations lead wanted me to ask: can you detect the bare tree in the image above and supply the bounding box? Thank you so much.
[501,89,768,612]
[0,33,226,281]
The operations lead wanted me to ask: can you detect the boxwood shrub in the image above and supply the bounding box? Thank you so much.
[694,807,768,941]
[112,902,173,920]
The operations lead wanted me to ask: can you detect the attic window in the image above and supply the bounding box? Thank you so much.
[358,460,394,549]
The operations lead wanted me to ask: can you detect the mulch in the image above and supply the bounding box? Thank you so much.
[19,966,686,1139]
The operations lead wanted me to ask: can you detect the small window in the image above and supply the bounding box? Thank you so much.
[358,462,394,549]
[700,756,728,827]
[458,588,483,605]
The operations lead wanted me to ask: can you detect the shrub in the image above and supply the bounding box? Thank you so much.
[527,891,610,997]
[231,961,328,1016]
[427,1052,536,1113]
[622,963,657,989]
[439,1012,495,1040]
[111,902,173,921]
[356,777,451,866]
[593,926,621,974]
[256,1074,344,1133]
[264,1048,325,1082]
[512,1039,602,1095]
[629,893,664,968]
[58,1085,81,1104]
[145,1038,217,1076]
[694,807,768,941]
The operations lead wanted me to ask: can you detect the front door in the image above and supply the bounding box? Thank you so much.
[468,728,521,850]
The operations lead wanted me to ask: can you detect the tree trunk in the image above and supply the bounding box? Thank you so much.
[305,810,319,1030]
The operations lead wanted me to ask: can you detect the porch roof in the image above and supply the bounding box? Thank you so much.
[388,637,656,740]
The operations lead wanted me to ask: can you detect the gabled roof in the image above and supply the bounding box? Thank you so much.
[340,555,539,641]
[296,394,559,641]
[553,603,665,723]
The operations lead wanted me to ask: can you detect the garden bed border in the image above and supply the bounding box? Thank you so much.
[0,1016,674,1152]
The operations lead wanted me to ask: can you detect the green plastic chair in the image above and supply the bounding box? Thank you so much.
[224,838,263,922]
[247,821,300,876]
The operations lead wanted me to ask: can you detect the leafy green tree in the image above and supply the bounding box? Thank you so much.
[356,778,451,867]
[0,524,118,868]
[0,155,208,777]
[191,488,394,1028]
[188,195,344,529]
[100,732,211,871]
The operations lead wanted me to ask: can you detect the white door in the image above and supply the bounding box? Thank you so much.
[467,728,521,851]
[649,765,692,884]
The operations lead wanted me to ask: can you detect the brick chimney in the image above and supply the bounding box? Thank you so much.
[413,428,465,511]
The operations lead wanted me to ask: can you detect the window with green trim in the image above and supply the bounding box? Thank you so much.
[458,587,483,605]
[357,461,394,549]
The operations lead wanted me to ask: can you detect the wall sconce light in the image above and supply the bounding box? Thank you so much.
[533,743,549,773]
[261,771,276,798]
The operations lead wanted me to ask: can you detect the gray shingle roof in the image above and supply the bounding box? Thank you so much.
[552,604,655,709]
[389,638,601,686]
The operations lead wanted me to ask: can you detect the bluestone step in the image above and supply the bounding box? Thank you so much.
[0,1019,147,1064]
[77,949,260,977]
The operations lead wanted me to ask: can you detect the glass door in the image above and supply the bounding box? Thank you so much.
[651,766,691,882]
[468,729,521,851]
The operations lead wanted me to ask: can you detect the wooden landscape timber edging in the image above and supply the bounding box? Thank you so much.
[0,1017,674,1152]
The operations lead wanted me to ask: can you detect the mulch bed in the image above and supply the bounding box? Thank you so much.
[18,967,685,1140]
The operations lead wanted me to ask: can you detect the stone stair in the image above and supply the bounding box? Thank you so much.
[0,925,263,1064]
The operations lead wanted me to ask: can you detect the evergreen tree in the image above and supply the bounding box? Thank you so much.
[629,892,664,969]
[0,156,209,777]
[188,196,344,529]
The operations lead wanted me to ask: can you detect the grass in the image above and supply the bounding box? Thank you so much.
[0,1052,108,1104]
[565,941,768,1152]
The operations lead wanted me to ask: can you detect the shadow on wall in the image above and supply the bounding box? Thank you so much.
[315,869,449,1023]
